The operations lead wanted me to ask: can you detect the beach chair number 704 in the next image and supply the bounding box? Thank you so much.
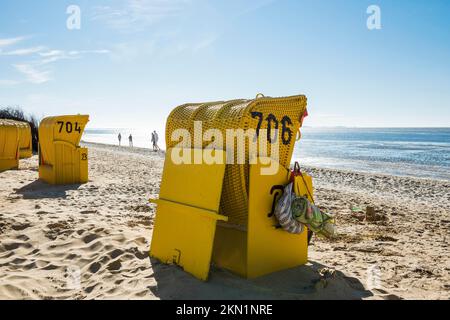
[57,121,82,134]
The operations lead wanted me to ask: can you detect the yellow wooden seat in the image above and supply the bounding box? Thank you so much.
[0,119,20,172]
[38,115,89,185]
[151,94,313,281]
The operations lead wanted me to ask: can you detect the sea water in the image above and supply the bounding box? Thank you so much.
[83,129,156,150]
[294,127,450,181]
[83,127,450,180]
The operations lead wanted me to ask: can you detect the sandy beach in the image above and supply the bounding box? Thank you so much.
[0,142,448,300]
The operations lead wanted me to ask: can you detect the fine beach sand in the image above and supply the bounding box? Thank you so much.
[0,142,449,300]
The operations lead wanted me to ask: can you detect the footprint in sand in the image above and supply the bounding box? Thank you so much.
[23,262,38,270]
[382,294,403,300]
[82,234,99,244]
[65,253,78,260]
[41,264,59,271]
[107,260,122,272]
[15,234,30,241]
[129,247,148,260]
[108,249,124,259]
[12,223,31,231]
[89,262,102,274]
[84,283,100,294]
[3,242,32,251]
[11,258,26,265]
[80,210,98,215]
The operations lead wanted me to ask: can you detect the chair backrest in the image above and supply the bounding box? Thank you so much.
[0,119,20,161]
[39,115,89,166]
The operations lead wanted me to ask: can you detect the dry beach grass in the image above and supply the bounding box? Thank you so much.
[0,142,448,299]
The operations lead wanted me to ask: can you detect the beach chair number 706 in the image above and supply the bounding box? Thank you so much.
[251,112,293,145]
[57,121,82,134]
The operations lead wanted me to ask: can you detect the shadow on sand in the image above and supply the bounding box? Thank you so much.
[148,257,373,300]
[15,180,82,199]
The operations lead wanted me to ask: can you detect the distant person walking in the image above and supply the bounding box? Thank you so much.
[128,134,133,147]
[151,131,155,151]
[151,130,160,152]
[118,133,122,146]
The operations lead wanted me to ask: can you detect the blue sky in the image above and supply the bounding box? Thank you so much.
[0,0,449,133]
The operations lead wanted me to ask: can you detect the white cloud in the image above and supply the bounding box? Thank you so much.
[38,51,77,65]
[0,36,25,48]
[68,49,110,55]
[39,50,64,57]
[9,48,110,84]
[91,0,192,32]
[0,46,46,56]
[13,64,51,84]
[0,35,109,85]
[37,49,110,65]
[40,56,74,65]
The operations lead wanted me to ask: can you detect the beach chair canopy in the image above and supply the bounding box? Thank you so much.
[165,94,308,227]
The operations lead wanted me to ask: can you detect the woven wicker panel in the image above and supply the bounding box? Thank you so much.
[165,95,307,226]
[166,103,217,149]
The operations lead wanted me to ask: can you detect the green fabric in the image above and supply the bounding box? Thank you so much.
[291,196,335,238]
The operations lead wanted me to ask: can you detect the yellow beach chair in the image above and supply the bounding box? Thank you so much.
[150,94,313,280]
[38,115,89,185]
[0,119,20,172]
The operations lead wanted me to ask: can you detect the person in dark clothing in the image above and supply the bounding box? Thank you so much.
[128,134,133,147]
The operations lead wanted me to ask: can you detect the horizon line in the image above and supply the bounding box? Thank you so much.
[84,126,450,130]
